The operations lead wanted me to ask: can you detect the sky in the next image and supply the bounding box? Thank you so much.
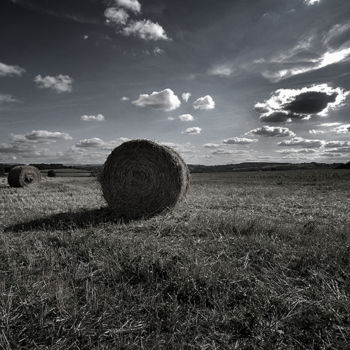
[0,0,349,165]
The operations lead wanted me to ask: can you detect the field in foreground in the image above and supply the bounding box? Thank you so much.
[0,170,350,349]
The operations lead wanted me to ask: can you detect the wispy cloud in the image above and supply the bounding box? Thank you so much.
[222,137,258,145]
[182,92,191,102]
[246,126,295,137]
[278,137,324,148]
[208,63,234,77]
[0,94,18,104]
[0,61,25,77]
[80,114,105,122]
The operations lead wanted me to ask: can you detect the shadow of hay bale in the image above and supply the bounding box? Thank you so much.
[5,207,131,232]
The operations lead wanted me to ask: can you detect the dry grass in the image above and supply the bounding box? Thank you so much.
[0,169,350,349]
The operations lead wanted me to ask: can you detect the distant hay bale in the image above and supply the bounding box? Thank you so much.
[100,139,190,219]
[7,165,41,188]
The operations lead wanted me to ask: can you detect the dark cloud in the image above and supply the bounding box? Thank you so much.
[255,84,349,124]
[283,91,337,115]
[259,111,303,123]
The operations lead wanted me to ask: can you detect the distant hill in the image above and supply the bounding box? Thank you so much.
[187,162,345,173]
[0,161,348,175]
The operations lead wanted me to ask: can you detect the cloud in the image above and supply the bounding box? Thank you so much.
[80,114,105,122]
[309,129,325,135]
[121,96,130,101]
[0,94,17,103]
[75,138,105,148]
[319,122,342,127]
[203,143,220,149]
[193,95,215,110]
[255,84,348,123]
[325,141,350,148]
[132,88,181,111]
[325,147,350,154]
[0,61,25,77]
[212,149,235,155]
[160,142,195,154]
[153,47,164,55]
[0,143,28,154]
[277,148,318,154]
[123,20,169,41]
[246,126,295,137]
[104,7,129,25]
[304,0,321,5]
[182,127,202,135]
[333,124,350,134]
[25,130,72,141]
[222,137,258,145]
[182,92,191,102]
[208,63,234,77]
[34,74,73,93]
[1,130,72,158]
[178,114,194,122]
[115,0,141,13]
[278,137,324,148]
[258,25,350,82]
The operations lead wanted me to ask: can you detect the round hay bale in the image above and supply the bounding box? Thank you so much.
[100,139,190,219]
[7,165,41,188]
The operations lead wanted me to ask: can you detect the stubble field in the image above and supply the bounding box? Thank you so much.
[0,169,349,349]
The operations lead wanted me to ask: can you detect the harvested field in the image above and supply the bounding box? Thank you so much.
[0,169,350,349]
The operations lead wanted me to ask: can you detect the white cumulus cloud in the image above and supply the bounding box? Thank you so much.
[104,7,129,25]
[132,88,181,111]
[80,114,105,122]
[123,20,169,41]
[193,95,215,110]
[34,74,73,93]
[182,127,202,135]
[115,0,141,13]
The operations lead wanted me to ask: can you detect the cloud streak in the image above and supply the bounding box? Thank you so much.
[246,126,295,137]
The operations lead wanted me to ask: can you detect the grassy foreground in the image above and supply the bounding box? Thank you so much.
[0,170,349,349]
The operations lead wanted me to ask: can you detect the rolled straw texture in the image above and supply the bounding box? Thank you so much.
[7,165,41,188]
[100,139,190,219]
